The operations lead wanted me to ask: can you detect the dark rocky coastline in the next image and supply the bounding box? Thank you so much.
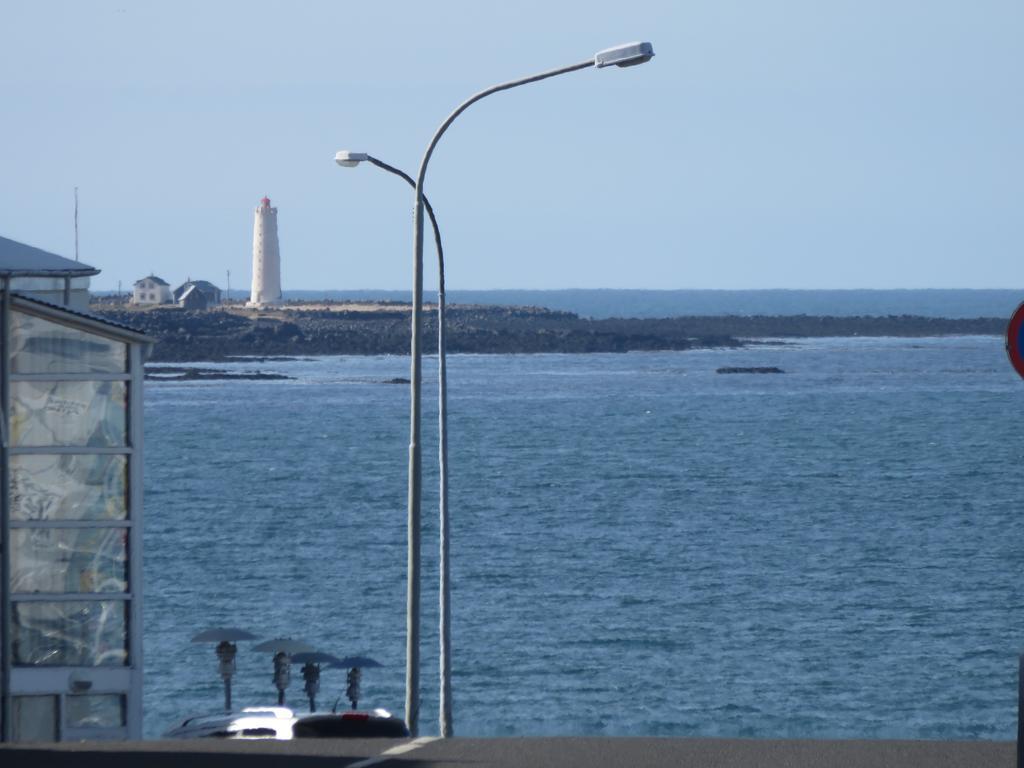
[91,304,1005,363]
[717,366,785,374]
[144,367,293,381]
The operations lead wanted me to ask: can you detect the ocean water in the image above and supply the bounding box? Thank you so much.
[143,336,1023,739]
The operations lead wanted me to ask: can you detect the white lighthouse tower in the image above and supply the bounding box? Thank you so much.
[247,196,282,307]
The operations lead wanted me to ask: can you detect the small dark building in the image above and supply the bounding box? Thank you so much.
[173,280,221,309]
[177,284,208,310]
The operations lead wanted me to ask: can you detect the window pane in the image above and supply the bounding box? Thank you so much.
[13,601,128,666]
[67,694,126,728]
[10,311,127,374]
[11,454,127,521]
[11,380,127,447]
[13,696,58,742]
[11,528,127,594]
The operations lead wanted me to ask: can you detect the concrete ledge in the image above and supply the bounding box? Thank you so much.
[0,736,1015,768]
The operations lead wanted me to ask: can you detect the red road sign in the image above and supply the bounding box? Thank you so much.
[1006,302,1024,379]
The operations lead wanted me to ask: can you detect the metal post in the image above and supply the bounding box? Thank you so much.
[356,156,437,737]
[405,55,593,741]
[406,192,424,736]
[347,667,361,710]
[364,156,453,737]
[1018,653,1023,768]
[129,342,146,738]
[273,652,290,706]
[0,278,10,741]
[74,187,79,262]
[438,261,452,737]
[394,45,652,734]
[302,663,320,713]
[216,641,237,712]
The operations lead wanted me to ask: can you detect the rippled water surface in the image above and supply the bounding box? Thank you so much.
[143,337,1023,738]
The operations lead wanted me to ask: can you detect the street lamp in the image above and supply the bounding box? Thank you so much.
[333,155,445,280]
[334,151,452,735]
[594,41,656,68]
[400,41,654,737]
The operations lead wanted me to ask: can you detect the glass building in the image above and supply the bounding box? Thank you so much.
[1,238,150,741]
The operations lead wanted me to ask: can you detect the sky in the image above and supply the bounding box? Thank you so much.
[0,0,1021,292]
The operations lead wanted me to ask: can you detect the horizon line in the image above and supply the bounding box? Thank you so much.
[90,286,1024,294]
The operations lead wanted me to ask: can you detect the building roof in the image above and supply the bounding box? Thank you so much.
[135,275,169,287]
[177,279,220,292]
[173,280,220,302]
[0,235,100,277]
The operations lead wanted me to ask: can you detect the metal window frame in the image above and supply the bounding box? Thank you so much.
[2,278,11,741]
[126,341,144,739]
[13,374,131,382]
[11,681,131,741]
[12,446,133,455]
[8,377,131,451]
[10,594,132,604]
[2,297,148,741]
[10,520,131,530]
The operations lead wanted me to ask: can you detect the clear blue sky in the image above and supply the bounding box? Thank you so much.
[1,0,1020,292]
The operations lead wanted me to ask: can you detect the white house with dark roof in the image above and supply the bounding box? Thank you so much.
[131,275,172,306]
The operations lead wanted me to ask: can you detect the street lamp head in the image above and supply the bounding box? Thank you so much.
[335,150,369,168]
[594,41,655,68]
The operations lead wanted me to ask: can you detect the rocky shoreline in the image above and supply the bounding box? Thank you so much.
[144,366,293,381]
[91,304,1005,363]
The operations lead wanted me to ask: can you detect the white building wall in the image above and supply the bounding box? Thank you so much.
[131,279,171,306]
[247,198,282,307]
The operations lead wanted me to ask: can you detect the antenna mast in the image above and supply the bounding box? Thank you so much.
[74,187,80,261]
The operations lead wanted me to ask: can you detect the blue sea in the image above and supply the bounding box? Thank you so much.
[143,334,1023,740]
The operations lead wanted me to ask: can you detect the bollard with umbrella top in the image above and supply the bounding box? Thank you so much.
[332,656,383,711]
[190,628,258,712]
[252,638,315,706]
[291,651,346,713]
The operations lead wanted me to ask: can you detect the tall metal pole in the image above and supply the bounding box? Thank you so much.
[0,278,11,741]
[74,187,79,262]
[398,42,653,734]
[366,157,452,736]
[407,188,424,738]
[1018,653,1023,768]
[436,242,452,738]
[368,157,443,737]
[406,56,595,738]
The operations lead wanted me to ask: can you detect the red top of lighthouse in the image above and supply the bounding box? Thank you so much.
[260,196,271,207]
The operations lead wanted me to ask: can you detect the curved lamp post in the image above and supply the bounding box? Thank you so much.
[337,41,654,738]
[334,151,452,735]
[400,41,654,737]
